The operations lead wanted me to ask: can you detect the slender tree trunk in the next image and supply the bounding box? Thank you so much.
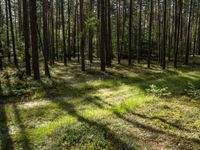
[162,0,167,69]
[148,0,153,68]
[61,0,67,65]
[96,0,100,58]
[18,0,23,36]
[5,0,11,62]
[117,0,121,64]
[107,0,112,66]
[30,0,40,80]
[128,0,133,65]
[193,15,198,57]
[73,0,78,58]
[0,2,3,70]
[88,0,93,63]
[174,0,182,68]
[105,0,109,67]
[43,0,51,77]
[8,0,18,68]
[22,0,31,76]
[51,0,55,64]
[68,0,71,61]
[185,0,193,65]
[167,0,172,61]
[157,0,161,63]
[121,2,126,61]
[100,0,106,71]
[138,0,142,63]
[80,0,85,71]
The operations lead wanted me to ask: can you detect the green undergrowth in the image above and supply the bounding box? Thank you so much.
[1,60,200,149]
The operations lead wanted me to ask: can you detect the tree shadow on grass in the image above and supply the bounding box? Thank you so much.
[50,98,137,150]
[131,112,191,132]
[12,103,32,150]
[114,112,200,146]
[0,81,14,150]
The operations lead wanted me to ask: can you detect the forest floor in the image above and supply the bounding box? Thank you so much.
[0,59,200,150]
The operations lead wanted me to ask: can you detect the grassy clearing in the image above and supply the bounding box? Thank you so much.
[0,60,200,149]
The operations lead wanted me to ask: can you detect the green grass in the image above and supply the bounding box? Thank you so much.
[0,60,200,150]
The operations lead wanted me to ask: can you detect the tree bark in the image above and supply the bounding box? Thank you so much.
[30,0,40,80]
[185,0,193,65]
[80,0,85,71]
[22,0,31,75]
[8,0,18,68]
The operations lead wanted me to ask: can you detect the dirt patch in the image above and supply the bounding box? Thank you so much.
[19,100,51,109]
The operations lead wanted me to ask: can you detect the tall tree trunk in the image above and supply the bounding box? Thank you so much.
[30,0,40,80]
[138,0,142,63]
[174,0,182,68]
[55,0,60,60]
[73,0,78,58]
[61,0,67,65]
[162,0,167,69]
[107,0,112,66]
[167,0,172,61]
[5,0,11,62]
[8,0,18,68]
[80,0,85,71]
[0,1,3,70]
[100,0,106,71]
[117,0,121,64]
[128,0,133,65]
[193,13,198,57]
[68,0,71,61]
[121,2,126,62]
[157,0,161,63]
[18,0,23,36]
[105,0,109,67]
[43,0,51,77]
[185,0,193,65]
[88,0,93,64]
[22,0,31,75]
[148,0,153,68]
[51,0,55,64]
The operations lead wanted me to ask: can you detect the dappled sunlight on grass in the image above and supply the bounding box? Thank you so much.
[1,61,200,149]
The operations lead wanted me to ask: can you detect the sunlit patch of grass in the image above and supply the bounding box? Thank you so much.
[193,120,200,128]
[13,115,77,142]
[112,95,155,114]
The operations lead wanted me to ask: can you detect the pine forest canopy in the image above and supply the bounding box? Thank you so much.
[0,0,200,79]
